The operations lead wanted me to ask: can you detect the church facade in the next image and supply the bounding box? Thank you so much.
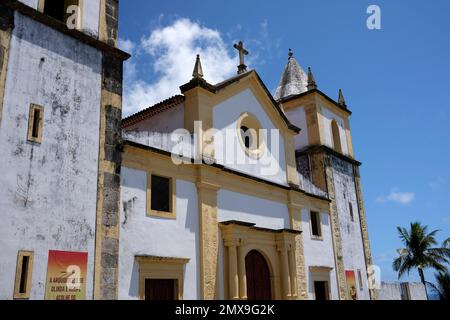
[0,0,375,300]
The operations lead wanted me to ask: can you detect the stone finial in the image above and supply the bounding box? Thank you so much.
[288,48,294,60]
[192,54,204,79]
[338,89,347,107]
[307,67,317,91]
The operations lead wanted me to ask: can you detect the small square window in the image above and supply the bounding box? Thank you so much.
[310,211,322,238]
[27,104,44,143]
[148,174,176,219]
[14,251,34,299]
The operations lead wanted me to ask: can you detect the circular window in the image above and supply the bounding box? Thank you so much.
[236,112,265,159]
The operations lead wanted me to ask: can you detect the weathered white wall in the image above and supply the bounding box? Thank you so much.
[408,283,427,300]
[213,89,288,186]
[0,13,102,299]
[125,103,185,133]
[377,282,427,300]
[119,167,200,300]
[18,0,101,37]
[320,106,349,156]
[217,189,290,230]
[377,283,403,300]
[301,209,339,300]
[331,156,370,299]
[285,107,309,151]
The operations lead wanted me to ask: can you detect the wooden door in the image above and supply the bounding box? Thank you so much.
[145,279,176,300]
[245,250,272,300]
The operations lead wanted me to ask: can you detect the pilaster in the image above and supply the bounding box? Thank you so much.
[353,165,377,300]
[93,53,123,300]
[196,168,221,300]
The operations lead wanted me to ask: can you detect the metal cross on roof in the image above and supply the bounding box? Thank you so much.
[233,41,249,74]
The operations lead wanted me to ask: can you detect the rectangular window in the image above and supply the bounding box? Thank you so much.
[357,269,363,291]
[310,211,322,238]
[27,104,44,143]
[148,173,176,219]
[349,202,354,222]
[14,251,34,299]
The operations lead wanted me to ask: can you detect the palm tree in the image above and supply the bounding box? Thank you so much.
[428,271,450,300]
[393,222,450,298]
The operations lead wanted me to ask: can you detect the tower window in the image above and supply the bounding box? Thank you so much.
[27,104,44,143]
[310,211,322,238]
[40,0,81,28]
[14,251,34,299]
[331,120,342,153]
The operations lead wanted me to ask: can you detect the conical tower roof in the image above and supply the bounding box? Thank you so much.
[274,50,308,100]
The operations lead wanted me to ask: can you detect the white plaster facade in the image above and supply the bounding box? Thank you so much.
[331,156,370,300]
[301,209,339,300]
[0,12,102,299]
[119,167,200,300]
[213,89,287,186]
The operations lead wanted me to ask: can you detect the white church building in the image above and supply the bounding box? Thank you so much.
[0,0,375,300]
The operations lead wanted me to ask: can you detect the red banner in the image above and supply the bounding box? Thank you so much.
[44,250,88,300]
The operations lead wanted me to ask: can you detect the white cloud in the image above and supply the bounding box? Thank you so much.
[118,38,136,54]
[121,18,237,116]
[377,189,415,205]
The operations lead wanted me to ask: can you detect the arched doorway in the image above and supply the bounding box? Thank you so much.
[245,250,272,300]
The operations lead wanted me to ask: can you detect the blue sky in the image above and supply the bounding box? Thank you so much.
[118,0,450,284]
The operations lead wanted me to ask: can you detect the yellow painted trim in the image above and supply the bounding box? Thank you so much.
[136,256,189,300]
[0,26,12,126]
[27,104,44,144]
[13,251,34,300]
[146,172,177,220]
[122,145,330,212]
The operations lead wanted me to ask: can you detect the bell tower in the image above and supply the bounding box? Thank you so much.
[275,50,376,300]
[0,0,129,300]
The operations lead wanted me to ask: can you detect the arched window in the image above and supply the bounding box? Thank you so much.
[237,112,265,159]
[331,120,342,153]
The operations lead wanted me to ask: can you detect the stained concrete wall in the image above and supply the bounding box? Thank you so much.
[377,282,427,300]
[331,155,370,300]
[0,12,102,299]
[119,167,200,300]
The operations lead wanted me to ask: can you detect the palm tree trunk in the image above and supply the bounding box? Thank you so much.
[418,268,429,300]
